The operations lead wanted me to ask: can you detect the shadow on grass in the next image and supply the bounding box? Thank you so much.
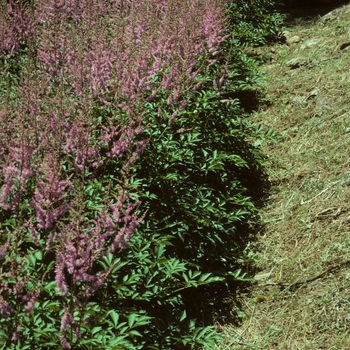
[278,0,350,25]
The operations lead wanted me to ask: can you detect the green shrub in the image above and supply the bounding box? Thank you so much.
[113,35,273,350]
[226,0,284,47]
[0,0,281,348]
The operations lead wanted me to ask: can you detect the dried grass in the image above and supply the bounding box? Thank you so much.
[218,3,350,349]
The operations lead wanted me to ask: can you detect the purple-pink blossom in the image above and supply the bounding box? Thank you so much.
[0,0,229,345]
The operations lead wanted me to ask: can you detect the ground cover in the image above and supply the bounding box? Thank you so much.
[218,2,350,349]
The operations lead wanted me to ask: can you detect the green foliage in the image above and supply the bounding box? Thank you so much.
[99,231,225,349]
[104,4,284,346]
[226,0,284,47]
[0,1,283,349]
[220,0,285,113]
[136,89,265,273]
[106,42,271,349]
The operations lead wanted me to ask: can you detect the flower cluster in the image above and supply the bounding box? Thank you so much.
[0,0,228,347]
[0,1,36,54]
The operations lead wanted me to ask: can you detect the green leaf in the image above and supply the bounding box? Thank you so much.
[180,310,187,322]
[34,251,43,260]
[108,310,120,327]
[128,314,136,328]
[92,326,102,335]
[198,273,211,282]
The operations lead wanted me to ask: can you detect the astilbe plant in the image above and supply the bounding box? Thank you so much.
[0,0,147,348]
[0,0,234,348]
[0,1,36,55]
[122,0,273,346]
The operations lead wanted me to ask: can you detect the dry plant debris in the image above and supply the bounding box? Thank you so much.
[217,3,350,349]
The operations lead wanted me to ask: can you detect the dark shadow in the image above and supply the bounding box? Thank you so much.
[278,0,350,25]
[225,90,263,114]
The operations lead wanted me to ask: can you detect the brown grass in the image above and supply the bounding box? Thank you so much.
[217,3,350,349]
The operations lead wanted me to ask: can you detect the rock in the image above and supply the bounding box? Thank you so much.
[281,31,301,45]
[254,272,272,281]
[287,35,301,45]
[319,8,342,23]
[307,88,319,100]
[300,39,319,50]
[290,95,305,106]
[286,57,310,69]
[281,30,291,38]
